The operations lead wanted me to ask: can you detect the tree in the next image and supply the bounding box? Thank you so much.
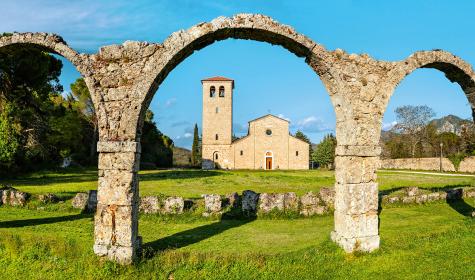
[70,78,97,163]
[140,110,174,168]
[0,103,19,168]
[311,134,336,169]
[295,130,313,160]
[393,105,435,157]
[0,44,63,173]
[191,123,201,167]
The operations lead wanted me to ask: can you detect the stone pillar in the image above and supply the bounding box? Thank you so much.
[331,145,380,252]
[93,141,142,264]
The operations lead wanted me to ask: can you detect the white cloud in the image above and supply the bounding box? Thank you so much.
[164,97,177,108]
[293,115,331,133]
[184,132,193,138]
[277,113,291,122]
[382,121,397,131]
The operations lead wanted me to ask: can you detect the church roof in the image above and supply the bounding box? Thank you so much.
[201,76,234,82]
[248,114,290,124]
[201,76,234,88]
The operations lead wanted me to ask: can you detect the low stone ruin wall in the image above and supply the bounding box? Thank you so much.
[458,156,475,173]
[381,158,456,172]
[381,186,475,205]
[2,185,474,218]
[139,188,336,217]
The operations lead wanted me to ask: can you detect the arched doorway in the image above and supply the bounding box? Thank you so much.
[265,151,273,170]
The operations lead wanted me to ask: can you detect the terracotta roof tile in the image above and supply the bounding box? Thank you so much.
[201,76,234,82]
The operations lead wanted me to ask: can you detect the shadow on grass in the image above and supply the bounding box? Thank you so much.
[140,170,222,181]
[446,199,474,217]
[0,213,93,228]
[143,215,256,256]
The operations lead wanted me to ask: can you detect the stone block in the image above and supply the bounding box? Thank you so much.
[98,170,137,205]
[0,187,30,207]
[462,188,475,198]
[162,197,184,214]
[415,194,428,204]
[242,190,259,213]
[405,187,419,197]
[202,194,222,216]
[402,196,415,204]
[335,156,378,184]
[259,193,285,213]
[334,183,378,215]
[139,196,160,214]
[72,193,89,210]
[300,192,327,216]
[98,152,140,171]
[94,204,138,248]
[318,187,335,208]
[334,211,379,239]
[387,196,400,204]
[38,193,59,204]
[224,192,240,208]
[331,231,380,253]
[427,192,440,202]
[283,192,299,211]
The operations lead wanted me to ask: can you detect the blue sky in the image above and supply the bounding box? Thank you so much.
[2,1,475,148]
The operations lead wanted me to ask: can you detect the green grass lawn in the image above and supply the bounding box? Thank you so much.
[0,202,473,279]
[0,169,474,279]
[2,168,474,198]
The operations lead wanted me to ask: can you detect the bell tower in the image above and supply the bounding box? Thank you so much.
[201,76,234,168]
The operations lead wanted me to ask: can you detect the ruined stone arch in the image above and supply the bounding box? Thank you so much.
[381,50,475,123]
[0,32,99,108]
[135,14,341,138]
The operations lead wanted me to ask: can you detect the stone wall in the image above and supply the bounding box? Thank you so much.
[381,158,456,172]
[458,156,475,173]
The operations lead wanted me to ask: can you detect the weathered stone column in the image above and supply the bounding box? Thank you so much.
[331,145,380,252]
[93,141,141,264]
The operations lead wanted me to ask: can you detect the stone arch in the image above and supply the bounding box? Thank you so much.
[136,13,339,138]
[0,32,98,107]
[382,50,475,121]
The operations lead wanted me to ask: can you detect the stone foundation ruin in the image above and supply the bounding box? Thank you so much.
[2,13,475,264]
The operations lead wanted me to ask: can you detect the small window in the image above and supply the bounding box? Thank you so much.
[215,153,218,160]
[296,151,299,156]
[219,86,225,97]
[215,134,219,140]
[210,86,216,97]
[216,107,219,113]
[266,129,272,136]
[240,150,243,156]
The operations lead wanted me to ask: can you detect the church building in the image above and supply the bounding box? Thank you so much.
[201,76,309,170]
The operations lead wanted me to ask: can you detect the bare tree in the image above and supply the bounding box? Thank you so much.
[393,105,435,157]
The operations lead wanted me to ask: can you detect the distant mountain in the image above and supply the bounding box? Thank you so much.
[428,115,473,136]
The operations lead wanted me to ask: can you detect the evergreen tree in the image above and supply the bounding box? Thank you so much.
[191,123,201,166]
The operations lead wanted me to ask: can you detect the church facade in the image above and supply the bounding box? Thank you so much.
[201,76,309,170]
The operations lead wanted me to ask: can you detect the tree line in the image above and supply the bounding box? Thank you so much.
[0,45,173,176]
[382,105,475,166]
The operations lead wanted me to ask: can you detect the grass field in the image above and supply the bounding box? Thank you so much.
[0,169,474,279]
[2,168,475,198]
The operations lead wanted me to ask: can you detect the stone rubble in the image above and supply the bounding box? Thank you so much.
[38,193,59,204]
[72,190,97,212]
[0,187,30,207]
[202,194,222,216]
[242,190,259,213]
